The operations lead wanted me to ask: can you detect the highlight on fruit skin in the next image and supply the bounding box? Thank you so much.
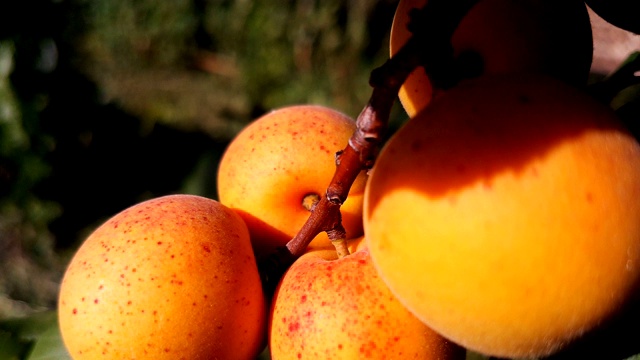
[364,73,640,358]
[390,0,593,117]
[268,237,466,360]
[58,194,266,360]
[217,104,368,257]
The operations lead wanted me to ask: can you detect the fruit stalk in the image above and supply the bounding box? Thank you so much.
[284,0,481,259]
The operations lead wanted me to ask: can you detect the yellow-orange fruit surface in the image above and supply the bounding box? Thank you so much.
[58,194,266,360]
[269,237,466,360]
[390,0,593,117]
[364,74,640,358]
[217,105,367,257]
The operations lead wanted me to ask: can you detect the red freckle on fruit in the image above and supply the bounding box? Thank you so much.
[99,285,104,290]
[289,321,300,332]
[157,242,163,245]
[127,301,132,305]
[358,259,366,265]
[297,353,302,359]
[338,344,343,350]
[94,299,99,304]
[301,295,307,303]
[393,336,400,342]
[203,244,211,253]
[72,308,78,315]
[586,192,594,203]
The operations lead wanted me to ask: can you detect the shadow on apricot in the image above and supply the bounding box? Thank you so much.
[545,285,640,360]
[366,76,627,210]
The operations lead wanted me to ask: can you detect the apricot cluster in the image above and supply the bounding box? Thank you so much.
[57,1,640,359]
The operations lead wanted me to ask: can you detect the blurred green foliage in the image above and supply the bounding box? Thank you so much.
[0,0,399,320]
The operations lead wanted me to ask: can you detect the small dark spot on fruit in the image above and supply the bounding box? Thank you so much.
[72,308,78,315]
[586,192,594,203]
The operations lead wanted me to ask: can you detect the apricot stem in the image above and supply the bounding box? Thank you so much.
[331,238,350,258]
[283,0,480,260]
[258,0,481,295]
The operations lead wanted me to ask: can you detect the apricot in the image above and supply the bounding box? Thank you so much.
[364,74,640,358]
[217,105,367,257]
[58,194,266,360]
[269,237,465,360]
[390,0,593,117]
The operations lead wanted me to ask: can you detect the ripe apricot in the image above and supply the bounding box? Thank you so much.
[217,105,367,257]
[390,0,593,117]
[269,237,465,360]
[364,74,640,358]
[58,194,266,360]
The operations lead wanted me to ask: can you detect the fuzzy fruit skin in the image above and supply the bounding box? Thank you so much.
[390,0,593,117]
[217,105,367,257]
[58,195,266,360]
[269,237,465,360]
[364,74,640,358]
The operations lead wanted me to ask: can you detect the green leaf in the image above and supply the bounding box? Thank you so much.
[0,329,30,360]
[25,325,71,360]
[0,311,71,360]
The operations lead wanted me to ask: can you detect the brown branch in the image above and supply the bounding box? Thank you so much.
[259,0,481,294]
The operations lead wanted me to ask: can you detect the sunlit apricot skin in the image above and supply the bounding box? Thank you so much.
[58,195,266,360]
[390,0,593,117]
[217,105,367,257]
[364,74,640,358]
[269,237,465,360]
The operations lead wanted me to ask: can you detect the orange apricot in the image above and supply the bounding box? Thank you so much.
[364,74,640,358]
[269,237,465,360]
[217,105,367,257]
[58,194,266,359]
[390,0,593,117]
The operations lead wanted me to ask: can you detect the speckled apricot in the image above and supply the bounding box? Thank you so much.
[217,105,367,257]
[58,194,266,360]
[364,74,640,358]
[390,0,593,117]
[269,237,465,360]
